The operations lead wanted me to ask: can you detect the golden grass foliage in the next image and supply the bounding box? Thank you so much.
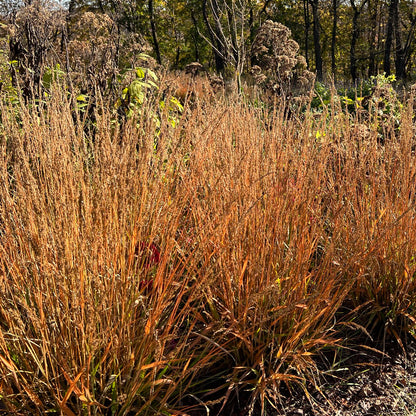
[0,87,416,415]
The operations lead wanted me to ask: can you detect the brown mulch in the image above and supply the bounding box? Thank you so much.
[276,337,416,416]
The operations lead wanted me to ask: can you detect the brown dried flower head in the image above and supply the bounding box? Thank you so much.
[251,20,315,99]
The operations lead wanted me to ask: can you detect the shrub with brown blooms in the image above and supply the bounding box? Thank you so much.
[7,0,65,97]
[251,20,315,101]
[67,11,152,94]
[67,11,119,92]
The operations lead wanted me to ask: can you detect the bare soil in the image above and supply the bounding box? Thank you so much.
[276,338,416,416]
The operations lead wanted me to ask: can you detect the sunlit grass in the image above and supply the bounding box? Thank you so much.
[0,84,415,415]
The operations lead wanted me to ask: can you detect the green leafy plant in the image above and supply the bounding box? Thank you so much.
[42,64,65,94]
[116,54,183,131]
[0,59,19,106]
[311,82,332,110]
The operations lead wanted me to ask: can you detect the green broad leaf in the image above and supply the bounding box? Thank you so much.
[136,67,146,79]
[139,81,155,90]
[121,87,129,100]
[342,96,354,105]
[146,79,159,89]
[131,90,145,104]
[137,53,150,62]
[76,94,88,102]
[168,117,177,128]
[169,96,184,112]
[114,98,122,109]
[146,68,158,82]
[42,72,53,89]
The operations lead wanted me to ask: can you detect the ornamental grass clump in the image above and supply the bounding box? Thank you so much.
[0,79,415,415]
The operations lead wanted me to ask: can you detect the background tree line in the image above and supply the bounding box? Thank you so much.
[2,0,416,86]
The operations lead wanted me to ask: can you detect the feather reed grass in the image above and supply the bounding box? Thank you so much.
[0,84,415,415]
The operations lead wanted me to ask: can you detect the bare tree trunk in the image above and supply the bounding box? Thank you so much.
[227,6,238,64]
[209,0,232,65]
[148,0,161,65]
[202,0,225,72]
[402,15,416,71]
[350,6,359,83]
[384,0,395,75]
[68,0,76,15]
[249,6,255,44]
[303,0,310,68]
[350,0,368,83]
[191,11,200,62]
[331,0,338,79]
[368,0,378,77]
[393,0,405,79]
[310,0,323,81]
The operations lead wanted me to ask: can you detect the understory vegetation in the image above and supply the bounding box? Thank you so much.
[0,74,416,415]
